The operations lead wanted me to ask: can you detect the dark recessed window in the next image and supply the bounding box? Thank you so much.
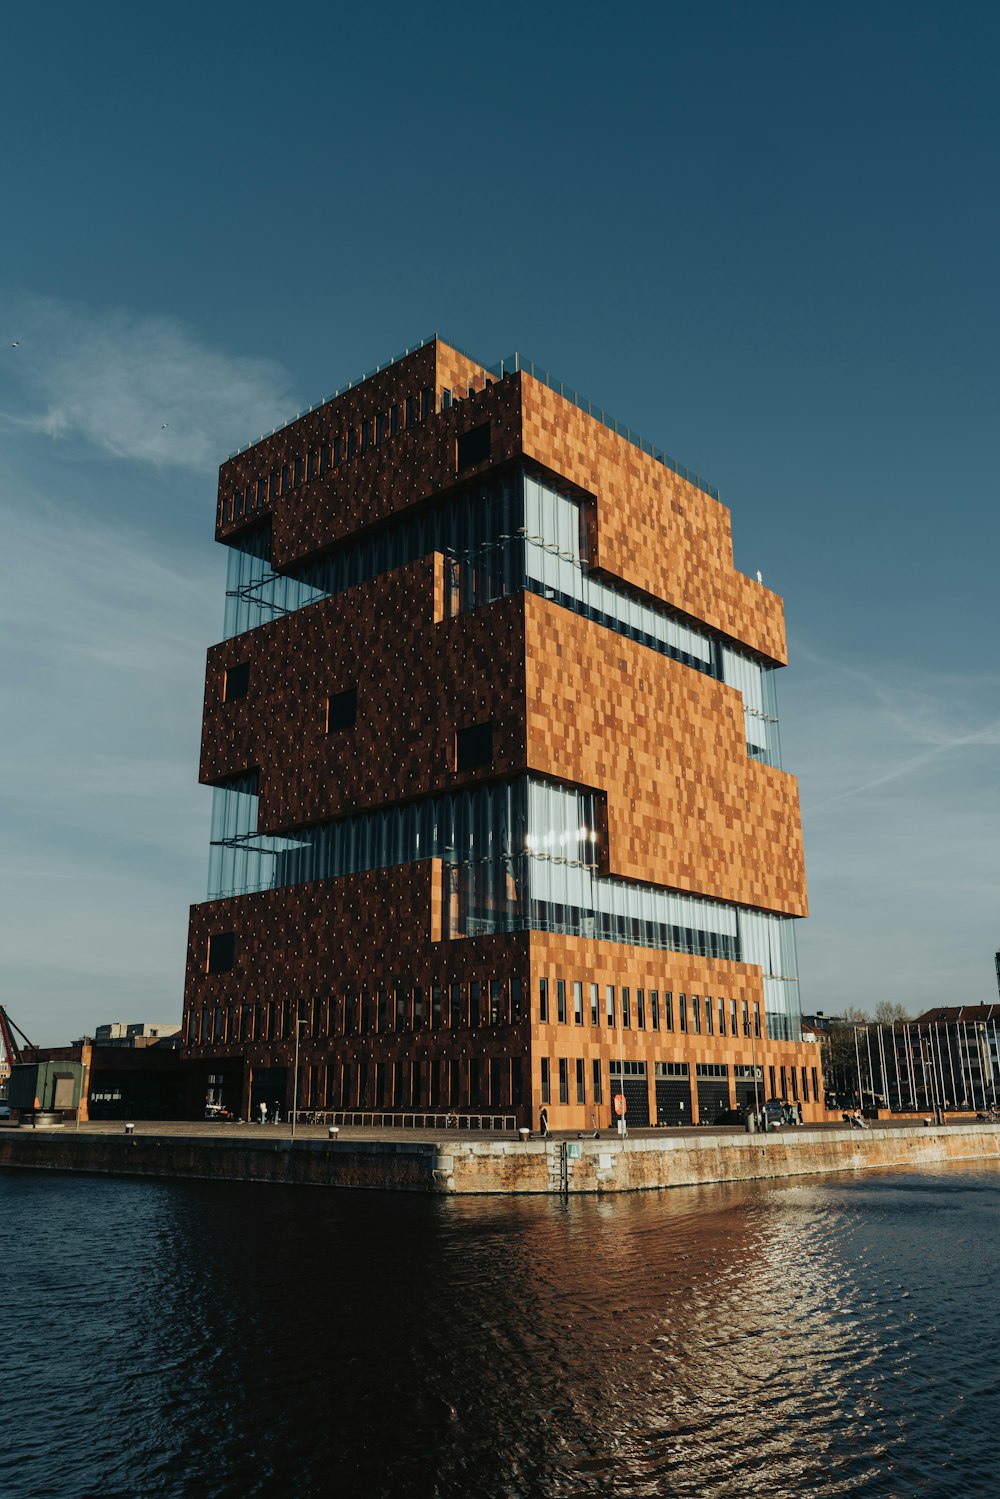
[224,662,250,702]
[320,444,330,475]
[420,387,432,421]
[390,405,399,436]
[457,422,491,472]
[405,395,415,429]
[327,687,357,733]
[333,436,342,466]
[307,449,318,480]
[376,412,386,444]
[347,430,357,459]
[293,457,303,486]
[456,721,493,772]
[207,932,236,974]
[269,469,279,498]
[361,420,371,452]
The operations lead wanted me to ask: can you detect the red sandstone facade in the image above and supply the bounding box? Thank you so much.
[182,338,821,1126]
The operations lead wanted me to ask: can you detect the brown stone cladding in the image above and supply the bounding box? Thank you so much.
[183,337,820,1126]
[184,864,533,1116]
[200,560,527,828]
[216,342,521,571]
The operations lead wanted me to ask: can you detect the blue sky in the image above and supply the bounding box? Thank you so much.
[1,1,997,1044]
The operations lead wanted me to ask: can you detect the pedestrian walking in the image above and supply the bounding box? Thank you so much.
[539,1107,549,1138]
[259,1101,268,1125]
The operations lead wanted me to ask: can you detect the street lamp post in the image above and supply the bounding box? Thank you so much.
[291,1014,307,1141]
[616,987,627,1137]
[750,1007,761,1117]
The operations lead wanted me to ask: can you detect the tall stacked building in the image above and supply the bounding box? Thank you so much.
[182,337,820,1126]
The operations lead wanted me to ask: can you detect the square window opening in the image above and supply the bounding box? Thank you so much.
[456,722,493,773]
[327,687,358,733]
[224,662,250,702]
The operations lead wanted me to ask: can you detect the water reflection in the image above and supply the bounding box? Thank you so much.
[2,1162,998,1498]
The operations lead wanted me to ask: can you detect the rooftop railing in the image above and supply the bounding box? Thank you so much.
[227,332,444,458]
[487,354,719,501]
[227,335,720,502]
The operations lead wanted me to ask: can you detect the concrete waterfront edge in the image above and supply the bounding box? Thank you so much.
[2,1123,1000,1194]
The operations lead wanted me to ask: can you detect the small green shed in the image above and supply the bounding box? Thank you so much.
[8,1061,85,1113]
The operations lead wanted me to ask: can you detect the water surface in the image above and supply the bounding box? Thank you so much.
[1,1162,996,1498]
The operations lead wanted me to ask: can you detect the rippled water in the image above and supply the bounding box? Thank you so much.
[1,1162,997,1499]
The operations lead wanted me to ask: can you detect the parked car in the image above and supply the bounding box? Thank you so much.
[0,1102,11,1120]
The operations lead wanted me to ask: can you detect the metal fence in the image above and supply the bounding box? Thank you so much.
[293,1110,519,1132]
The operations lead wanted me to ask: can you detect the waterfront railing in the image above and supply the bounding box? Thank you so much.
[295,1110,519,1132]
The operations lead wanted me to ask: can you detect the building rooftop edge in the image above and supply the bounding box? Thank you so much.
[226,335,721,504]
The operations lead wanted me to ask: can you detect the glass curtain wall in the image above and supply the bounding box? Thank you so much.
[223,527,327,639]
[221,475,522,642]
[207,772,800,1036]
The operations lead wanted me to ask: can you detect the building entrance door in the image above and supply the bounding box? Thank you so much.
[655,1078,690,1126]
[696,1079,729,1124]
[250,1068,288,1121]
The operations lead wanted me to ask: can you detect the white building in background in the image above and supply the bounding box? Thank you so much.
[94,1022,181,1048]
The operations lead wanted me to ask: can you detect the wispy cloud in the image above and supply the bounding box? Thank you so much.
[0,469,217,1042]
[0,293,299,1041]
[1,293,297,470]
[793,647,1000,812]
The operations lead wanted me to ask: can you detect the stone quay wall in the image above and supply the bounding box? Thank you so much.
[2,1122,999,1195]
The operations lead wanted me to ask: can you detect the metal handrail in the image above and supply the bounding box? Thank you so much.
[293,1109,518,1132]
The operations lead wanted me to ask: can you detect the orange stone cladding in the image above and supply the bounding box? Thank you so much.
[184,337,822,1125]
[519,378,787,665]
[524,593,806,916]
[527,933,824,1128]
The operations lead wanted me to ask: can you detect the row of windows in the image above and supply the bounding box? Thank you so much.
[537,1059,821,1109]
[279,1055,523,1112]
[773,1063,819,1105]
[191,976,525,1040]
[220,387,435,527]
[540,1056,603,1107]
[537,980,762,1039]
[203,945,770,1049]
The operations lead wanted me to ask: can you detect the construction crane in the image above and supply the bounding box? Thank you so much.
[0,1006,37,1072]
